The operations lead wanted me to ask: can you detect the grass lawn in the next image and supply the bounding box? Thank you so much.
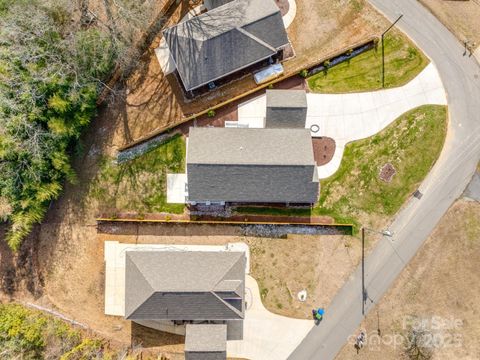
[318,105,447,227]
[307,30,430,93]
[90,134,185,216]
[237,105,447,229]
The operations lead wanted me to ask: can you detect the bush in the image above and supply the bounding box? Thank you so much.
[207,109,216,118]
[0,304,104,359]
[299,69,309,78]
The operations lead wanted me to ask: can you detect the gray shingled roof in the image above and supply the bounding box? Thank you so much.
[125,251,245,320]
[163,0,289,91]
[187,127,319,204]
[206,0,234,9]
[185,324,227,352]
[266,89,308,108]
[187,127,315,165]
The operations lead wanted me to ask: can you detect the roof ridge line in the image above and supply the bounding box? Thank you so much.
[210,291,243,318]
[235,26,277,52]
[125,254,155,318]
[212,252,243,290]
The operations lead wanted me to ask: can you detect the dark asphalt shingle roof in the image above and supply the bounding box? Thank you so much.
[207,0,234,9]
[163,0,289,91]
[186,128,319,203]
[125,251,245,320]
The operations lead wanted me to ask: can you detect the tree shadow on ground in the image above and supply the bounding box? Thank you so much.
[0,225,44,299]
[131,322,185,348]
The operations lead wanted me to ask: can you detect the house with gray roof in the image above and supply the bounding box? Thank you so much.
[266,89,308,129]
[163,0,290,94]
[125,250,246,347]
[186,127,319,205]
[185,324,227,360]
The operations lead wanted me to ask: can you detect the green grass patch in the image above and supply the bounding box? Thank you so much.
[318,105,447,224]
[91,134,186,216]
[307,31,429,93]
[237,105,447,229]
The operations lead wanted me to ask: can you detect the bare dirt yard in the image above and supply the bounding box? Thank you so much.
[335,199,480,360]
[420,0,480,51]
[248,235,362,319]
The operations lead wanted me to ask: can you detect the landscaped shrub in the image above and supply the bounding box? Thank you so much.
[207,109,216,117]
[299,69,309,78]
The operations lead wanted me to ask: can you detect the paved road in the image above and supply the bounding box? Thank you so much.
[288,1,480,359]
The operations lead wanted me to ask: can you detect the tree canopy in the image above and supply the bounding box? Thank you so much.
[0,0,155,249]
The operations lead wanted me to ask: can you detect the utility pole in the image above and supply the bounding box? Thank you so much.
[361,227,393,315]
[362,227,365,315]
[382,14,403,88]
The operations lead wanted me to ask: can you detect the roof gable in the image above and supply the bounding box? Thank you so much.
[125,251,245,320]
[163,0,289,90]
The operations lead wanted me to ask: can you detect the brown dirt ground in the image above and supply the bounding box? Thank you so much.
[248,235,362,319]
[335,199,480,360]
[420,0,480,50]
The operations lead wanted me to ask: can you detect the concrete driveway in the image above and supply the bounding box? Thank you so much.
[237,62,447,178]
[227,275,313,360]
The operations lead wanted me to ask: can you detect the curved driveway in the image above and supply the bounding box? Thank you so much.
[288,1,480,359]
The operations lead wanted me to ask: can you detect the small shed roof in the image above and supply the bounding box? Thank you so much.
[185,324,227,352]
[266,89,308,108]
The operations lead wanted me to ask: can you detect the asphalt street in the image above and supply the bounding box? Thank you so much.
[288,1,480,359]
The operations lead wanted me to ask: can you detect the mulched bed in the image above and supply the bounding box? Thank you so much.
[379,162,396,182]
[312,137,336,166]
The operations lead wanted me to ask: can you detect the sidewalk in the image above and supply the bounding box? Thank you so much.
[237,63,447,178]
[227,275,313,360]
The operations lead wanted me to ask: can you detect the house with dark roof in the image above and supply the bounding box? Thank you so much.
[185,324,227,360]
[163,0,290,95]
[266,89,308,128]
[125,250,246,345]
[186,127,319,205]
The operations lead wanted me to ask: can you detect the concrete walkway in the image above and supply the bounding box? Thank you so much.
[237,62,447,178]
[227,275,312,360]
[283,0,297,29]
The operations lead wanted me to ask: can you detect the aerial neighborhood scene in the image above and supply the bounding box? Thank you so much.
[1,0,480,359]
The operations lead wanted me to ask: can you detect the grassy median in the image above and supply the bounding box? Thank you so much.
[307,30,429,93]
